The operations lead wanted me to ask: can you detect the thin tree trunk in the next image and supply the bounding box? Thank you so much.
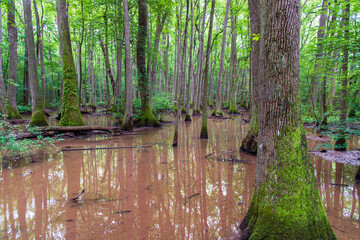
[240,0,260,154]
[305,0,328,115]
[56,0,84,126]
[164,34,169,94]
[137,0,160,127]
[335,0,350,151]
[215,0,231,115]
[229,13,240,114]
[0,1,6,119]
[6,0,21,119]
[121,0,133,130]
[200,0,215,139]
[23,0,48,126]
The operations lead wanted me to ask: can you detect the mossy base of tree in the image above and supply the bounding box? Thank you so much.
[240,127,336,240]
[211,109,223,117]
[29,110,48,127]
[240,127,258,155]
[184,114,192,122]
[59,108,84,126]
[138,106,161,127]
[228,105,240,114]
[193,108,201,115]
[181,107,187,114]
[121,115,133,131]
[5,104,22,119]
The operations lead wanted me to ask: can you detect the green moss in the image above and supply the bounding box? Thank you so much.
[29,109,48,127]
[181,106,187,114]
[184,114,192,122]
[200,124,208,139]
[228,104,240,114]
[121,114,133,131]
[241,111,259,154]
[241,127,336,240]
[138,105,161,127]
[5,102,21,119]
[193,108,201,115]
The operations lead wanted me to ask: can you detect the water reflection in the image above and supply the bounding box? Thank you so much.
[0,117,359,239]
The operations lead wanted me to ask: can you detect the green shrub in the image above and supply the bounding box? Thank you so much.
[17,105,32,114]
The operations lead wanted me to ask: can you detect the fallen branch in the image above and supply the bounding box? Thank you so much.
[62,144,153,152]
[112,210,131,214]
[38,126,122,132]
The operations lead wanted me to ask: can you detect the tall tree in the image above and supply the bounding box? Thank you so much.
[121,0,133,131]
[56,0,84,126]
[228,12,240,114]
[23,0,48,126]
[5,0,21,119]
[334,0,350,151]
[137,0,160,127]
[214,0,231,116]
[0,1,6,119]
[200,0,215,139]
[240,0,260,154]
[239,0,336,239]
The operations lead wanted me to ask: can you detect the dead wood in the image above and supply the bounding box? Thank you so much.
[62,144,153,152]
[38,126,122,132]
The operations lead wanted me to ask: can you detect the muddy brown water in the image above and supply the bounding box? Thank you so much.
[0,116,359,239]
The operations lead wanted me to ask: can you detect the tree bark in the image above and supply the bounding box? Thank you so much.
[334,0,350,151]
[5,0,21,119]
[215,0,231,116]
[56,0,84,126]
[137,0,160,127]
[239,0,336,239]
[23,0,48,126]
[200,0,215,139]
[228,13,240,114]
[121,0,133,131]
[240,0,260,154]
[0,1,6,119]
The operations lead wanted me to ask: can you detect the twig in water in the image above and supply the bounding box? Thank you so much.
[72,189,85,202]
[112,210,131,214]
[205,153,214,159]
[204,228,218,240]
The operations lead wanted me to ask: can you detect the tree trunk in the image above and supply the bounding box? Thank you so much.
[137,0,160,127]
[240,0,260,154]
[215,0,231,116]
[334,0,350,151]
[33,0,46,108]
[0,1,6,119]
[305,0,328,116]
[56,0,84,126]
[6,0,21,119]
[23,0,48,126]
[121,0,133,131]
[228,13,240,114]
[239,0,336,239]
[200,0,215,139]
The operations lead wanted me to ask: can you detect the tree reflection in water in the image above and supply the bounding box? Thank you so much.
[0,116,359,239]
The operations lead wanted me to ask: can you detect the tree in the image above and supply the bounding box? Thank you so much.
[240,0,260,154]
[200,0,215,139]
[56,0,84,126]
[334,0,350,151]
[0,1,6,119]
[137,0,160,127]
[5,0,21,119]
[213,0,231,116]
[121,0,133,131]
[239,0,336,239]
[23,0,48,126]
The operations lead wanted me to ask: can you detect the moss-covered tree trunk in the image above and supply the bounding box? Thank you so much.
[228,12,240,114]
[200,0,215,139]
[5,0,21,119]
[23,0,48,126]
[239,0,336,239]
[137,0,160,127]
[56,0,84,126]
[240,0,260,154]
[185,0,194,122]
[121,0,133,131]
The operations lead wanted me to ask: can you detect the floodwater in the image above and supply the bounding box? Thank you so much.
[0,116,359,239]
